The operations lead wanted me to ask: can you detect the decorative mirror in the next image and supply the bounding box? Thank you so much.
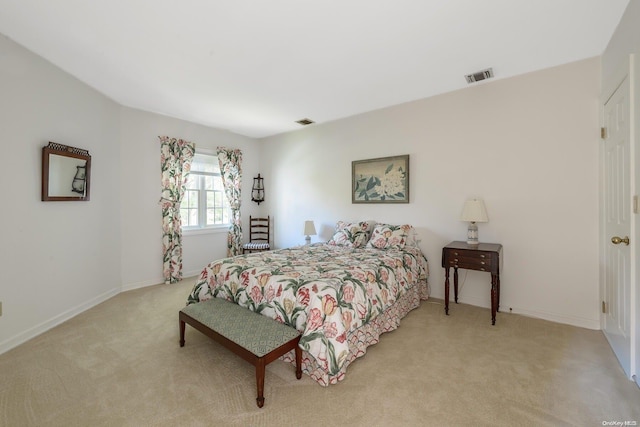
[42,142,91,201]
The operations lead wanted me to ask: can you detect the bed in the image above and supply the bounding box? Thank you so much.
[186,222,429,386]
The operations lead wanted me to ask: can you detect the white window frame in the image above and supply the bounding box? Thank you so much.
[181,151,231,235]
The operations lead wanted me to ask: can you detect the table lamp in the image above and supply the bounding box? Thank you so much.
[460,199,488,245]
[304,220,317,245]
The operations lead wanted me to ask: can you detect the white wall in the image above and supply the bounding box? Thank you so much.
[602,0,640,386]
[260,57,601,329]
[0,34,122,352]
[602,0,640,82]
[119,107,261,288]
[0,33,263,354]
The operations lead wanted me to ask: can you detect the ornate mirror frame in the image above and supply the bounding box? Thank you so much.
[42,142,91,201]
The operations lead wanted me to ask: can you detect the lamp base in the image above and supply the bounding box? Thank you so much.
[305,235,311,245]
[467,222,479,245]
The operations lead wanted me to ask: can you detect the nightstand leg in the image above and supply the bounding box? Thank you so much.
[453,267,459,303]
[491,274,497,325]
[444,267,450,315]
[496,274,500,312]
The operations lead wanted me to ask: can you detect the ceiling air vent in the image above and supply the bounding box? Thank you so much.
[465,68,494,84]
[295,118,315,126]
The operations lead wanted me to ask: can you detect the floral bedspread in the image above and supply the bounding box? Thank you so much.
[187,243,429,377]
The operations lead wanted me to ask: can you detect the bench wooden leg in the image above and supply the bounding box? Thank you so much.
[256,357,266,408]
[295,345,302,380]
[179,319,185,347]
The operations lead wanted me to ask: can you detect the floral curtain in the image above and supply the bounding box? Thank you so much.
[159,136,195,284]
[217,147,243,256]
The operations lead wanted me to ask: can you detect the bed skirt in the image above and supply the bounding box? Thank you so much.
[281,278,429,386]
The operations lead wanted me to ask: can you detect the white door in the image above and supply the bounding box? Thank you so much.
[602,74,632,378]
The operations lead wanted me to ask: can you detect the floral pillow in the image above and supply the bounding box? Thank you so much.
[366,224,413,249]
[327,221,375,248]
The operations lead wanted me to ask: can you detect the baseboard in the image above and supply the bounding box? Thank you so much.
[0,286,120,355]
[456,295,601,330]
[514,306,600,330]
[1,273,198,356]
[182,269,202,279]
[121,277,165,292]
[121,273,200,291]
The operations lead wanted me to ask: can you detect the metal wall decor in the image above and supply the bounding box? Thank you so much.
[251,174,265,205]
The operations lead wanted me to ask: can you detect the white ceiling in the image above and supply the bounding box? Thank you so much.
[0,0,630,138]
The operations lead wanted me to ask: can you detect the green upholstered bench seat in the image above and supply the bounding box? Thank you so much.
[179,298,302,408]
[181,298,300,357]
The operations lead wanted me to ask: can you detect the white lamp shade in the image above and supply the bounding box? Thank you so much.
[303,220,317,236]
[460,199,489,223]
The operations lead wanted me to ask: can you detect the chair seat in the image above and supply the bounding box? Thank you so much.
[243,242,270,250]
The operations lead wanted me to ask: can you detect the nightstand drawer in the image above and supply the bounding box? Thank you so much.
[445,257,493,271]
[445,251,494,268]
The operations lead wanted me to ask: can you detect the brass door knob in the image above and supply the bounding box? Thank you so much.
[611,236,630,245]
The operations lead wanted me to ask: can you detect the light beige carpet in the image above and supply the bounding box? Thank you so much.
[1,277,638,426]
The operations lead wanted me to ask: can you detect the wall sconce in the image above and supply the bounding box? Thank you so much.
[251,174,264,205]
[303,220,317,245]
[460,198,489,245]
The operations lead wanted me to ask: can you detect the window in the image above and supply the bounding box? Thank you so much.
[181,153,230,229]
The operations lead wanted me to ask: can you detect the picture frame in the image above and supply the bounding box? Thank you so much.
[352,154,409,203]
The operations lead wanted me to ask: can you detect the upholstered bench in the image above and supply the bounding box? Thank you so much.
[179,298,302,408]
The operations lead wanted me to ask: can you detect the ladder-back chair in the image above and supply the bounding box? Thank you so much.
[242,216,271,254]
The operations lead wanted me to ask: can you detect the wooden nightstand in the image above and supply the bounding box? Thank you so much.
[441,241,503,325]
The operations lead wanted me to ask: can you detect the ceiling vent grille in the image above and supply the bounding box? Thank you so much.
[295,118,315,126]
[465,68,494,84]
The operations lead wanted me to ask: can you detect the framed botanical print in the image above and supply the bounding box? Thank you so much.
[352,155,409,203]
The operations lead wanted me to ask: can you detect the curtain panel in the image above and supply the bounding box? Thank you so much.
[217,147,243,256]
[159,136,195,284]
